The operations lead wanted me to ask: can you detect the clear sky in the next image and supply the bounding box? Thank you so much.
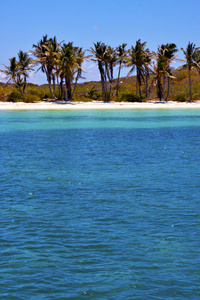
[0,0,200,84]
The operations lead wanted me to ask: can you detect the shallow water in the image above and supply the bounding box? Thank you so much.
[1,109,200,299]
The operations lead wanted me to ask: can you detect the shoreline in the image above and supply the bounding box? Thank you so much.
[1,100,200,110]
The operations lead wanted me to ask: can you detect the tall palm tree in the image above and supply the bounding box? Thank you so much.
[18,50,34,93]
[151,54,168,100]
[90,42,107,100]
[151,44,177,101]
[116,43,127,98]
[125,39,149,98]
[91,42,118,101]
[143,48,153,98]
[71,47,90,98]
[160,43,178,101]
[180,42,200,100]
[31,35,57,99]
[104,46,117,101]
[59,42,83,100]
[59,42,73,100]
[1,57,23,94]
[43,36,63,95]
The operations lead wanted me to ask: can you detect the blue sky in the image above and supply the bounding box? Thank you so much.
[0,0,200,84]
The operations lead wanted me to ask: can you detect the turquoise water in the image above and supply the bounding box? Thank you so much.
[1,109,200,299]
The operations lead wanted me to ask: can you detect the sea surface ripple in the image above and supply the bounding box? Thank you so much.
[0,109,200,299]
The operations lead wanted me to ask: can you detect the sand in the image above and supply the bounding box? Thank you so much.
[1,100,200,110]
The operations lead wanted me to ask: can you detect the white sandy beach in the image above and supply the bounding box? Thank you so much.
[1,100,200,110]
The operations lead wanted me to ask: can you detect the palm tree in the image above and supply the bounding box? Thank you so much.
[59,42,83,100]
[125,39,149,98]
[44,36,63,96]
[160,43,178,101]
[59,42,73,100]
[150,44,178,101]
[143,48,153,98]
[85,85,98,99]
[116,43,127,98]
[91,42,118,101]
[151,54,168,100]
[18,50,34,93]
[31,35,57,99]
[90,42,107,100]
[180,42,200,100]
[1,57,23,94]
[71,47,90,99]
[104,46,117,101]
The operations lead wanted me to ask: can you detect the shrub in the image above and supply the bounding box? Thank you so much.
[119,92,143,102]
[7,91,41,102]
[27,87,51,99]
[27,89,43,98]
[74,95,92,102]
[175,95,187,102]
[7,91,26,102]
[84,85,100,100]
[192,93,199,100]
[24,94,41,102]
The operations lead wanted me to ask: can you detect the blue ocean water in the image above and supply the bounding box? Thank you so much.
[0,109,200,299]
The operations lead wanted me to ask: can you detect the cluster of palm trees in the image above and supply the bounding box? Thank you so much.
[90,42,133,101]
[1,35,89,100]
[1,51,33,94]
[1,36,200,101]
[92,40,200,101]
[31,35,89,100]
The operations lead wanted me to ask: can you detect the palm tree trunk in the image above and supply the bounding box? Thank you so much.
[104,75,108,101]
[47,73,56,99]
[64,87,68,101]
[188,68,192,101]
[98,62,106,101]
[18,85,23,94]
[106,66,111,102]
[71,76,78,99]
[56,74,61,99]
[137,72,143,99]
[136,78,138,96]
[157,77,163,101]
[102,69,107,101]
[101,74,105,99]
[60,76,64,99]
[163,77,166,90]
[14,79,23,94]
[164,77,170,101]
[23,76,27,93]
[138,83,142,98]
[116,63,121,98]
[145,74,148,98]
[64,76,68,100]
[65,76,72,100]
[136,70,139,96]
[55,66,61,99]
[107,80,111,101]
[53,74,56,91]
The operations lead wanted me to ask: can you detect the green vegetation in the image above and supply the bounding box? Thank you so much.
[6,90,41,102]
[1,36,200,102]
[124,39,151,99]
[1,51,33,94]
[180,42,200,100]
